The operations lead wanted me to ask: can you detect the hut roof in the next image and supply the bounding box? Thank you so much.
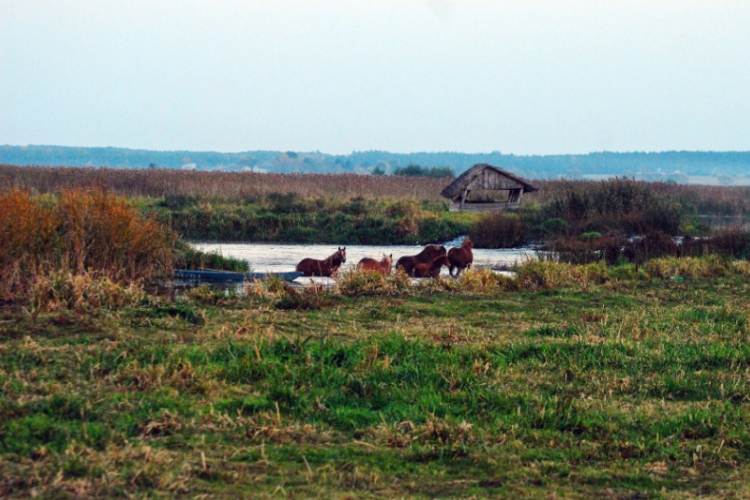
[440,164,538,200]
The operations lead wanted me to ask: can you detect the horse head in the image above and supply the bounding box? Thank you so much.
[337,247,347,263]
[436,255,451,268]
[383,253,393,266]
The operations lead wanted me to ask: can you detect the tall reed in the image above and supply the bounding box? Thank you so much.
[0,188,175,302]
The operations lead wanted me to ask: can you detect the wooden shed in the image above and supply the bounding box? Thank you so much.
[441,164,538,212]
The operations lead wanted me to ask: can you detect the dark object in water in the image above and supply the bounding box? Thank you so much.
[174,270,303,283]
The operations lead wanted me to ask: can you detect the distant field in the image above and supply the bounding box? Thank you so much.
[3,165,750,217]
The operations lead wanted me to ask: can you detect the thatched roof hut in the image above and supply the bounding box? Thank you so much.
[441,164,538,212]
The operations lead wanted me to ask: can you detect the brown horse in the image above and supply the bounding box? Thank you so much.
[356,254,393,275]
[296,247,347,277]
[395,244,447,276]
[413,255,450,278]
[448,238,474,277]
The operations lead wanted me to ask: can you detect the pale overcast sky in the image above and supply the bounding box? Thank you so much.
[2,1,749,154]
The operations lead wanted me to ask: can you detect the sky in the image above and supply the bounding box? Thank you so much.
[2,1,750,155]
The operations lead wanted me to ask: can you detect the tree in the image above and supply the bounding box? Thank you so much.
[392,164,454,178]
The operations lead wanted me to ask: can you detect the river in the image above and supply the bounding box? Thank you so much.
[190,240,535,274]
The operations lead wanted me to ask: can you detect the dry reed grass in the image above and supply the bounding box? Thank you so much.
[0,188,175,303]
[0,165,448,200]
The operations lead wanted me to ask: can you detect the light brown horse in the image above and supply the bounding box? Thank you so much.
[448,238,474,277]
[395,244,447,276]
[356,254,393,275]
[296,247,347,277]
[413,255,450,278]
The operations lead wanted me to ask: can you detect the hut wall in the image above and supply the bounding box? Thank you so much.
[465,170,524,191]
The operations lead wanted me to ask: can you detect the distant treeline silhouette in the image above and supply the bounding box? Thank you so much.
[2,145,750,178]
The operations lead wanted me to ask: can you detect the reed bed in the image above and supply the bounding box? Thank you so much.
[0,165,448,201]
[4,166,750,217]
[0,188,175,303]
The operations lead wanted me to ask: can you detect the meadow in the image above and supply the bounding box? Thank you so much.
[2,167,750,498]
[2,261,750,498]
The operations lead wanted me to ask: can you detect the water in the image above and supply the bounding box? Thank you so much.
[190,242,535,274]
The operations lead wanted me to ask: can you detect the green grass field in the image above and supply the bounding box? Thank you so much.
[2,263,750,498]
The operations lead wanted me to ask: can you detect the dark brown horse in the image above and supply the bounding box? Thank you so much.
[413,255,450,278]
[296,247,347,277]
[395,244,447,276]
[356,254,393,275]
[448,238,474,277]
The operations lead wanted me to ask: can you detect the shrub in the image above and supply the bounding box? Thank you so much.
[540,218,569,237]
[579,232,602,241]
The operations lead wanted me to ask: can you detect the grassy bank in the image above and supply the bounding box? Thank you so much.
[2,259,750,497]
[142,195,476,245]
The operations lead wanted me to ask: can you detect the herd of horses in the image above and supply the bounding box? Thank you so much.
[295,239,474,278]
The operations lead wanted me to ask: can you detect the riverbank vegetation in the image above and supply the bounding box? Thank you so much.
[2,259,750,497]
[3,165,750,247]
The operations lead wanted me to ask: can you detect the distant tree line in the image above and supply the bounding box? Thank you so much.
[2,145,750,179]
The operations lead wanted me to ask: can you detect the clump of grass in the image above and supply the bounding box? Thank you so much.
[0,188,175,304]
[30,270,146,314]
[173,243,249,272]
[644,256,732,279]
[454,268,518,293]
[275,284,336,310]
[516,260,609,290]
[337,270,413,297]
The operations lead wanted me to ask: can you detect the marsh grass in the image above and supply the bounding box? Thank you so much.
[174,243,249,272]
[0,188,174,303]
